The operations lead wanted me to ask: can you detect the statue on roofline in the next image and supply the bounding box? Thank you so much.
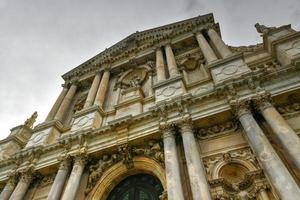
[24,111,38,128]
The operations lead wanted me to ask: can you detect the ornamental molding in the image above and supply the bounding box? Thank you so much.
[203,147,259,178]
[196,120,239,139]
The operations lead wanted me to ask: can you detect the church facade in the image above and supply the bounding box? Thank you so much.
[0,13,300,200]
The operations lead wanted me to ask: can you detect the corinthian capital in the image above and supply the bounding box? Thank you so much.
[229,98,251,118]
[58,157,72,171]
[178,115,194,134]
[252,92,273,111]
[73,155,87,167]
[159,122,176,139]
[19,171,33,184]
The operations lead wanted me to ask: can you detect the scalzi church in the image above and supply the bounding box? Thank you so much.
[0,13,300,200]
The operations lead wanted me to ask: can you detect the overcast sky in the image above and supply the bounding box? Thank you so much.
[0,0,299,139]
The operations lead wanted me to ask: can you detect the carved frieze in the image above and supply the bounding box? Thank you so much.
[277,102,300,115]
[196,120,239,139]
[73,92,88,113]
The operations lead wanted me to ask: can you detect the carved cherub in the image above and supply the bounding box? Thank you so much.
[24,111,38,128]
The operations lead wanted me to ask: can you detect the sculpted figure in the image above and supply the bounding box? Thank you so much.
[24,111,38,128]
[255,23,276,35]
[86,154,114,193]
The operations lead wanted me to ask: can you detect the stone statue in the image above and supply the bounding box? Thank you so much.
[24,111,38,128]
[255,23,276,35]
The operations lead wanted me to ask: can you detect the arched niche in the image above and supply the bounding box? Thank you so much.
[211,156,257,180]
[87,156,166,200]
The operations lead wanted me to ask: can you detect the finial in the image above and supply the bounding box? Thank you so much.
[24,111,38,128]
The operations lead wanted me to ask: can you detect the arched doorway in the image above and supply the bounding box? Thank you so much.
[107,173,163,200]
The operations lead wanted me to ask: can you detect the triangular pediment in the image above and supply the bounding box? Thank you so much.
[63,13,215,80]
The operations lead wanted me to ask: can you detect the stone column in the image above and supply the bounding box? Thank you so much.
[156,47,167,82]
[54,82,78,121]
[0,177,17,200]
[61,156,86,200]
[231,100,300,200]
[47,159,71,200]
[83,72,101,108]
[161,125,184,200]
[207,29,232,58]
[257,188,270,200]
[180,120,212,200]
[94,69,110,107]
[195,32,218,63]
[255,97,300,172]
[45,85,69,121]
[164,44,180,78]
[9,172,32,200]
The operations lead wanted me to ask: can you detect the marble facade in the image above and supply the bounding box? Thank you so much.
[1,13,300,200]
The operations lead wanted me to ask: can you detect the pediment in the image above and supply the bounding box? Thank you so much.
[63,13,215,80]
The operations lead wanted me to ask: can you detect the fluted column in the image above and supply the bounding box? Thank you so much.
[47,159,71,200]
[83,73,101,108]
[180,120,212,200]
[231,100,300,200]
[0,177,17,200]
[255,97,300,172]
[9,172,32,200]
[164,44,180,78]
[61,156,86,200]
[45,85,69,121]
[94,69,110,107]
[207,29,232,58]
[161,125,184,200]
[156,47,167,82]
[54,82,78,121]
[195,32,218,63]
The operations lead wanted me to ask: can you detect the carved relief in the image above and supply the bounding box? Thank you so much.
[73,92,88,113]
[204,148,268,200]
[119,68,148,89]
[203,148,258,177]
[221,65,238,75]
[85,153,122,193]
[132,140,164,166]
[118,144,134,169]
[196,120,239,139]
[85,140,164,194]
[156,84,182,97]
[277,102,300,114]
